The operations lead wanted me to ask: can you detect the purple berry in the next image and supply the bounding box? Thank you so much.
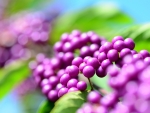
[96,66,106,78]
[72,57,83,67]
[113,40,126,52]
[67,78,78,88]
[77,81,87,91]
[120,48,132,58]
[49,76,59,87]
[112,36,124,44]
[101,59,112,69]
[90,44,99,53]
[66,65,79,78]
[88,91,101,104]
[42,84,52,95]
[68,87,79,92]
[58,87,68,97]
[55,83,64,91]
[80,46,92,58]
[60,74,71,86]
[144,57,150,65]
[93,50,99,58]
[98,52,107,63]
[83,56,91,63]
[139,50,150,58]
[54,41,63,52]
[107,49,119,62]
[83,66,95,78]
[79,62,87,72]
[86,57,99,69]
[48,90,58,102]
[102,42,113,53]
[124,38,135,50]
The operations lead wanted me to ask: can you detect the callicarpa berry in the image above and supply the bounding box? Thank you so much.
[83,66,95,78]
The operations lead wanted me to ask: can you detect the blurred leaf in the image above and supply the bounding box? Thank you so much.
[5,0,52,15]
[50,91,88,113]
[38,100,54,113]
[50,4,134,44]
[121,23,150,51]
[91,75,111,92]
[0,60,30,99]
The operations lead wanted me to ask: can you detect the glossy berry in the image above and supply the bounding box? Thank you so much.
[66,65,79,78]
[120,48,131,58]
[48,90,58,102]
[42,85,52,95]
[107,49,119,62]
[83,66,95,78]
[60,74,71,86]
[124,38,135,50]
[102,42,113,53]
[67,78,78,88]
[112,36,124,44]
[68,87,79,92]
[79,62,87,72]
[139,50,150,58]
[58,87,68,97]
[101,59,112,69]
[87,91,101,104]
[86,57,99,69]
[72,57,83,67]
[113,40,125,52]
[98,52,107,63]
[96,66,106,78]
[77,81,87,91]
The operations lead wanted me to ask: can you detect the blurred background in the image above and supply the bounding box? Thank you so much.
[0,0,150,113]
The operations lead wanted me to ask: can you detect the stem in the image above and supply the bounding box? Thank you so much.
[88,78,94,91]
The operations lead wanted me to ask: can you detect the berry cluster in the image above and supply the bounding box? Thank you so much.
[31,30,106,101]
[77,55,150,113]
[31,29,150,113]
[0,11,52,67]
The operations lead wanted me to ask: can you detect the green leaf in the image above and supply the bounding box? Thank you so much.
[0,60,30,99]
[50,91,88,113]
[91,75,111,92]
[50,4,134,44]
[121,23,150,51]
[5,0,52,15]
[38,100,54,113]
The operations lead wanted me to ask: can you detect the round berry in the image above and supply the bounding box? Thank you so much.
[112,36,124,44]
[102,42,113,53]
[87,91,101,104]
[120,48,131,58]
[96,66,106,78]
[79,62,87,72]
[72,57,83,67]
[67,79,78,88]
[98,52,107,63]
[48,90,58,102]
[60,74,71,86]
[86,57,99,69]
[107,49,119,62]
[66,65,79,78]
[139,50,150,58]
[101,59,112,69]
[113,40,125,52]
[83,66,95,78]
[124,38,135,50]
[42,84,52,95]
[77,81,87,91]
[68,87,79,92]
[49,76,59,87]
[58,87,68,97]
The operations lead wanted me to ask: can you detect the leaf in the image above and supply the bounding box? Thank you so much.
[38,100,54,113]
[5,0,52,16]
[91,75,111,92]
[50,4,134,44]
[0,60,30,99]
[121,23,150,51]
[50,91,88,113]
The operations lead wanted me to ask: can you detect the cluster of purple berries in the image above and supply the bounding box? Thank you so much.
[77,54,150,113]
[0,12,52,67]
[31,30,107,101]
